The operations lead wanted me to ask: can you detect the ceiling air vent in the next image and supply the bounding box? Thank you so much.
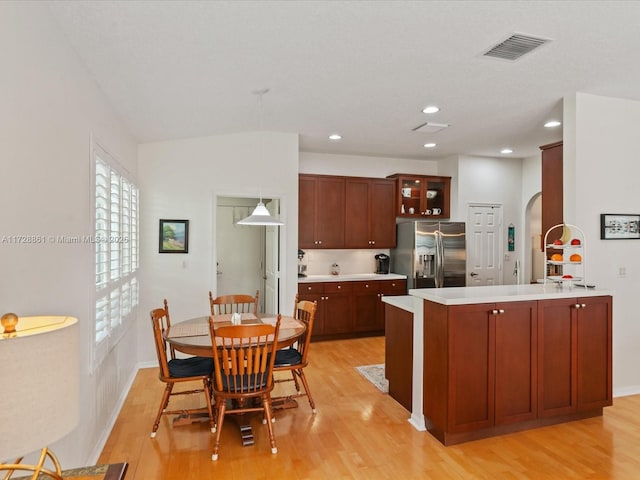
[483,33,550,61]
[412,122,449,133]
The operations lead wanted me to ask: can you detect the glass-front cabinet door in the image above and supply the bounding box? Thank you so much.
[388,174,451,218]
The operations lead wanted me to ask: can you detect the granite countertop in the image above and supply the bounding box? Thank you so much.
[298,273,407,283]
[409,283,613,306]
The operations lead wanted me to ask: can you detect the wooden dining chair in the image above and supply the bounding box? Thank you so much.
[209,290,259,315]
[149,301,215,438]
[274,299,318,413]
[208,316,281,460]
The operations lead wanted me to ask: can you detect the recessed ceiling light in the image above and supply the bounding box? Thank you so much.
[544,120,562,128]
[328,134,342,140]
[423,143,437,148]
[422,106,440,114]
[501,148,513,154]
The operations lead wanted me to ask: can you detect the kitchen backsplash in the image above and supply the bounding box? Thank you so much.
[302,249,391,276]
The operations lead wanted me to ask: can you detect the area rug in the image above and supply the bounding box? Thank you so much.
[355,364,389,393]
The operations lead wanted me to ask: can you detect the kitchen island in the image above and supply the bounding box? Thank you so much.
[395,284,612,445]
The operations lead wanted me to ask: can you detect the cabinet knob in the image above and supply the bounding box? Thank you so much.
[575,304,582,309]
[307,286,312,290]
[337,285,341,289]
[499,309,505,314]
[365,284,369,288]
[491,309,499,315]
[581,303,586,308]
[318,240,322,245]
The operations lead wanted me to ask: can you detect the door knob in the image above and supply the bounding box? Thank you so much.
[470,272,479,277]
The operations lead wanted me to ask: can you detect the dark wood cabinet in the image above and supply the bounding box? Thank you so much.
[351,278,406,333]
[387,173,451,218]
[322,282,353,335]
[424,295,611,445]
[297,281,354,338]
[540,141,563,249]
[385,303,413,412]
[298,279,406,340]
[299,174,345,249]
[297,283,325,337]
[445,301,537,432]
[345,178,396,248]
[300,174,396,249]
[538,295,612,417]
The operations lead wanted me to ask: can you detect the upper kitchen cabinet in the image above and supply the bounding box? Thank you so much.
[299,174,345,249]
[345,177,396,248]
[387,174,451,218]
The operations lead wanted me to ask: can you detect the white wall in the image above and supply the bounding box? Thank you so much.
[0,3,138,467]
[456,155,524,284]
[565,92,640,395]
[137,131,299,363]
[522,154,543,283]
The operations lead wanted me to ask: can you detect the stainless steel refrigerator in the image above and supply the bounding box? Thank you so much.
[391,221,466,289]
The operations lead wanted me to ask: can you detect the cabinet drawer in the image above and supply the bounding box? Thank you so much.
[352,281,380,294]
[379,279,407,294]
[298,283,324,294]
[323,282,353,294]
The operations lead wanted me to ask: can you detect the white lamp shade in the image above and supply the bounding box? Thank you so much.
[237,202,283,226]
[0,316,80,461]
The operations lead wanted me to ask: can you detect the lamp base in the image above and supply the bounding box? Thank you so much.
[0,447,63,480]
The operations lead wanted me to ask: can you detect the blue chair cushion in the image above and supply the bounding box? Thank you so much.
[221,373,268,392]
[275,348,302,367]
[168,356,214,378]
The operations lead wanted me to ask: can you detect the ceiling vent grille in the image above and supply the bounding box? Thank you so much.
[412,122,449,133]
[483,33,550,61]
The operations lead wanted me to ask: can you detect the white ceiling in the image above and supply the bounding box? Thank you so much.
[46,1,640,160]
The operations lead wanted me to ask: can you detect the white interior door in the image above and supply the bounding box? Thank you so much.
[468,204,502,286]
[264,199,280,314]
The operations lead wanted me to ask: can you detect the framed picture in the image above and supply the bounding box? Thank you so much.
[600,214,640,240]
[159,219,189,253]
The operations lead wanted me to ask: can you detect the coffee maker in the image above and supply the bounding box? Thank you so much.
[375,253,390,274]
[298,249,307,277]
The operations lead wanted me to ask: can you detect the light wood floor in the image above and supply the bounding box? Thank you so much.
[99,336,640,479]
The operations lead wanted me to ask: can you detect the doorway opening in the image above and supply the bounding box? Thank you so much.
[215,196,280,314]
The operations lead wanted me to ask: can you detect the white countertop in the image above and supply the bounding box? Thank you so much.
[409,283,613,305]
[381,295,414,313]
[299,273,407,283]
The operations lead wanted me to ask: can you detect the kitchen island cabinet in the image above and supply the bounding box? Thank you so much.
[383,296,414,412]
[409,284,612,445]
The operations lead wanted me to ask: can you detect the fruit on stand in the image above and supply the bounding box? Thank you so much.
[559,224,572,244]
[551,253,563,261]
[562,274,573,279]
[570,253,582,262]
[571,238,581,245]
[553,239,563,246]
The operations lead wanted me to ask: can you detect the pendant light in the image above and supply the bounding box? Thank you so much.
[237,89,284,226]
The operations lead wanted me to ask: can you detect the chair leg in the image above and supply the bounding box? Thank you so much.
[295,369,316,413]
[262,394,277,454]
[291,370,300,392]
[151,383,174,438]
[211,399,226,461]
[203,378,215,433]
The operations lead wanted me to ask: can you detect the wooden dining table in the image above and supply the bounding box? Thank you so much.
[165,313,305,446]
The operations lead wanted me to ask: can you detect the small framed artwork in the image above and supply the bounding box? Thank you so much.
[159,219,189,253]
[600,214,640,240]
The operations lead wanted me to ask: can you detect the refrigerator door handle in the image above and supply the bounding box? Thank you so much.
[436,230,445,288]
